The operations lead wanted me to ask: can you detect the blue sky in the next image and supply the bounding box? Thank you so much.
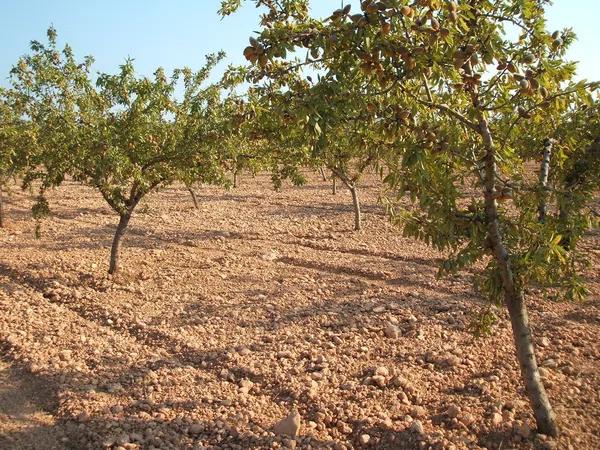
[0,1,597,86]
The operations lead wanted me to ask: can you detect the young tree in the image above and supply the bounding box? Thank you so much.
[5,28,84,234]
[222,0,599,436]
[9,29,230,273]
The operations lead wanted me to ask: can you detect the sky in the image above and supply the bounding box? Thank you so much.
[0,1,598,87]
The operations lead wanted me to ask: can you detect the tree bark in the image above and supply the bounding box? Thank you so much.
[109,213,131,275]
[479,113,558,437]
[349,185,362,231]
[538,139,553,222]
[233,169,239,188]
[332,176,337,195]
[319,166,327,181]
[187,185,199,209]
[505,288,558,436]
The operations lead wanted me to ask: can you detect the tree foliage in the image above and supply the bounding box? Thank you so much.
[6,29,233,272]
[223,0,599,436]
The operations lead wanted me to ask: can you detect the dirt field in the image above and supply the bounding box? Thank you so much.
[0,174,598,450]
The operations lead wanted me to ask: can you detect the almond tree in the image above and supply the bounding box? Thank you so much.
[5,28,84,234]
[9,29,230,273]
[239,71,389,230]
[222,0,599,436]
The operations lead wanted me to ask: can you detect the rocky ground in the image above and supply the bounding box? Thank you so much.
[0,174,598,450]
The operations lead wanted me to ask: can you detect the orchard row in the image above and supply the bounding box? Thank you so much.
[1,0,599,438]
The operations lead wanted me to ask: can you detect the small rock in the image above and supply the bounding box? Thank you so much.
[283,438,297,449]
[411,406,427,418]
[375,366,389,377]
[410,420,424,434]
[372,375,387,388]
[58,350,72,361]
[188,423,203,434]
[446,405,460,418]
[273,410,301,437]
[460,413,475,426]
[384,323,400,338]
[539,337,550,347]
[359,434,371,445]
[542,359,558,369]
[491,412,503,426]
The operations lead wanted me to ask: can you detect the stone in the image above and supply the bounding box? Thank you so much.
[446,405,460,418]
[239,379,254,394]
[491,413,503,426]
[372,375,387,388]
[359,434,371,445]
[283,438,297,449]
[188,423,203,434]
[460,413,475,426]
[237,346,251,356]
[375,366,390,377]
[411,406,427,418]
[384,323,401,338]
[542,359,558,369]
[273,410,301,437]
[411,420,424,434]
[59,350,73,361]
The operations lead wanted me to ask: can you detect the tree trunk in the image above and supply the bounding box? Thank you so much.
[349,185,362,231]
[187,185,199,209]
[505,288,558,436]
[109,213,131,275]
[233,169,238,188]
[538,138,553,222]
[319,166,327,181]
[0,188,4,228]
[332,176,337,195]
[479,112,558,437]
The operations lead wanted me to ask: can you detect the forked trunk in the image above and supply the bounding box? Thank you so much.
[538,139,553,222]
[479,112,558,437]
[349,185,362,231]
[109,213,131,275]
[187,185,199,209]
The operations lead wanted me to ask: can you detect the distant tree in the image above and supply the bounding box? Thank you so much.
[0,90,18,228]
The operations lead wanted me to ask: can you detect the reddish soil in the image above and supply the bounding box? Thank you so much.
[0,174,598,450]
